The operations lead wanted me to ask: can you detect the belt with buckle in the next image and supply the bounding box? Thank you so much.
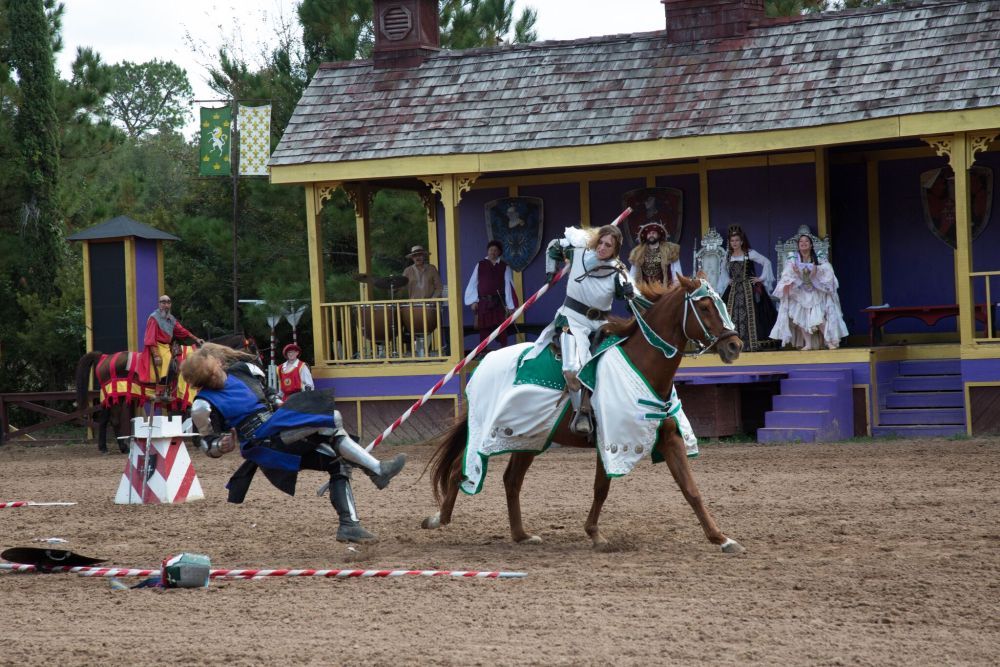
[563,296,609,321]
[235,410,272,441]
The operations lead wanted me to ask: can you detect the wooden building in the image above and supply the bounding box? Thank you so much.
[269,0,1000,441]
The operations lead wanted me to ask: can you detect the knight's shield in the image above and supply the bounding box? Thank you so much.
[485,197,543,272]
[920,165,993,249]
[623,187,684,246]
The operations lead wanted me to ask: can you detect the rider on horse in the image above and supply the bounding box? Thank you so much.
[142,295,203,400]
[522,224,636,436]
[180,343,406,543]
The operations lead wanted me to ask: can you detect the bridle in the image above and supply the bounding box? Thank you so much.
[680,280,740,357]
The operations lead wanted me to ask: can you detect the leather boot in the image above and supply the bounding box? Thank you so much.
[328,463,376,543]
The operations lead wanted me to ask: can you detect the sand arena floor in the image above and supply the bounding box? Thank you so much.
[1,436,998,666]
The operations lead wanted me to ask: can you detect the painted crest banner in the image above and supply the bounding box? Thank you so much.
[485,197,544,272]
[198,107,232,176]
[920,165,993,249]
[622,187,683,245]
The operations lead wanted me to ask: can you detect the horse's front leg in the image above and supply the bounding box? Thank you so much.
[658,430,745,554]
[503,452,541,544]
[584,452,611,549]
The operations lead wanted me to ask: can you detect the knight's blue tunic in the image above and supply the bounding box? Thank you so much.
[197,374,336,472]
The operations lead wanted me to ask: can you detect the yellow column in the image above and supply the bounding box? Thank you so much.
[305,184,328,363]
[350,186,373,302]
[815,147,830,238]
[698,158,710,235]
[123,237,137,350]
[156,241,165,295]
[82,241,94,351]
[579,180,591,228]
[439,176,464,363]
[952,133,975,346]
[866,160,883,307]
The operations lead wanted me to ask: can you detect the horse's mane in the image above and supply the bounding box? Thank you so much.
[603,280,683,338]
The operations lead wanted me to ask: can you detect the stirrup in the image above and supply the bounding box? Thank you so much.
[570,409,593,436]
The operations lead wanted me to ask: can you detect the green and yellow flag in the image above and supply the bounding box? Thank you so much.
[199,106,232,176]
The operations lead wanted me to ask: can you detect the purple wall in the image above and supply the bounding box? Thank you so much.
[878,157,956,334]
[708,163,817,265]
[316,374,461,397]
[830,163,871,335]
[134,239,160,340]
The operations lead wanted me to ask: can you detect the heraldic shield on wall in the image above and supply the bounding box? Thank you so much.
[920,165,993,249]
[485,197,543,272]
[622,187,684,246]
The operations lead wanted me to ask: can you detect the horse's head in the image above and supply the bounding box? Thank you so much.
[676,274,742,363]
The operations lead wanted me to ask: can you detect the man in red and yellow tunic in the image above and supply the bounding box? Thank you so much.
[277,343,314,401]
[140,295,202,396]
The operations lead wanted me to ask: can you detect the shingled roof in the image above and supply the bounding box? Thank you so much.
[270,0,1000,168]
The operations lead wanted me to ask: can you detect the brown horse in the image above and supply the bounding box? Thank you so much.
[422,275,747,552]
[75,334,258,453]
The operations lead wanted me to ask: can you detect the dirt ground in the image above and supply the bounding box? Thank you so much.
[1,435,998,666]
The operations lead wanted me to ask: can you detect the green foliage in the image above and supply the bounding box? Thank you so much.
[765,0,900,16]
[104,59,194,138]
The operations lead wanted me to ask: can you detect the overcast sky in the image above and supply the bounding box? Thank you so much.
[56,0,667,136]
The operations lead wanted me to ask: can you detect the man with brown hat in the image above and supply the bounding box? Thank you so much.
[628,221,682,287]
[402,245,442,299]
[277,342,313,402]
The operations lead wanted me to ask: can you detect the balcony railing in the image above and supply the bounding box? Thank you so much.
[319,298,450,364]
[971,270,1000,342]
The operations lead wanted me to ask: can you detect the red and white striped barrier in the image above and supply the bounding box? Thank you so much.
[115,416,204,504]
[364,207,633,452]
[0,562,526,579]
[0,502,76,509]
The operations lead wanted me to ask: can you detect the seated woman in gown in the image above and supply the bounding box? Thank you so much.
[717,225,777,352]
[770,233,849,350]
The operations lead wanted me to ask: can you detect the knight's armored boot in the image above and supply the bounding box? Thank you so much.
[328,463,376,543]
[333,431,407,490]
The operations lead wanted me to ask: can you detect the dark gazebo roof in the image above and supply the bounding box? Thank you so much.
[271,0,1000,168]
[67,216,180,242]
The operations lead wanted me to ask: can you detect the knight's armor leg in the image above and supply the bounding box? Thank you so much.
[327,461,376,543]
[560,330,593,436]
[331,424,406,490]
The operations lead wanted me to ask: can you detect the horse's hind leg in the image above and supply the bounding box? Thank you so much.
[585,453,612,548]
[659,431,745,554]
[504,452,541,544]
[421,459,461,529]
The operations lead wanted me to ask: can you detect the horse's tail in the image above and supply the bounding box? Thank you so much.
[74,351,103,410]
[425,414,469,504]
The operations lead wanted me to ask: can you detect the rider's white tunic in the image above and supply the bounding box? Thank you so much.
[522,227,634,372]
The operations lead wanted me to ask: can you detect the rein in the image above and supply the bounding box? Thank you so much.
[628,280,738,358]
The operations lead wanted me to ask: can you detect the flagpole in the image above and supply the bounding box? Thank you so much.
[230,97,240,333]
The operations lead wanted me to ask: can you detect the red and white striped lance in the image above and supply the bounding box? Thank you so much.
[0,562,525,579]
[0,501,76,509]
[365,206,634,452]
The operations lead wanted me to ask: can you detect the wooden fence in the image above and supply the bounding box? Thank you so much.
[0,391,100,446]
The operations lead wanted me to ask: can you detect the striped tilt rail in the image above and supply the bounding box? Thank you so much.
[0,501,76,508]
[364,206,634,453]
[0,562,526,579]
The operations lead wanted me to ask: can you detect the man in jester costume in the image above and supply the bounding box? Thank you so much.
[181,344,406,543]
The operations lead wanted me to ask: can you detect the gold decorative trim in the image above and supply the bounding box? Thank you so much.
[418,176,444,197]
[457,173,480,200]
[969,131,1000,167]
[342,183,367,217]
[316,182,339,213]
[920,135,952,161]
[418,189,437,220]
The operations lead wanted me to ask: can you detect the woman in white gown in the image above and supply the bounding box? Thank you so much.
[770,234,849,350]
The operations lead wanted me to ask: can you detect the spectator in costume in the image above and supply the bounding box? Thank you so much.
[277,343,314,401]
[464,240,516,349]
[181,343,406,543]
[770,233,849,350]
[717,226,777,352]
[402,245,442,299]
[522,225,636,436]
[628,221,682,287]
[142,294,203,398]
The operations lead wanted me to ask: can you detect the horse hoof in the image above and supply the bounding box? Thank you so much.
[421,513,441,530]
[720,538,745,554]
[516,535,542,545]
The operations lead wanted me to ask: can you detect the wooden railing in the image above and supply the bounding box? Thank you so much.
[0,391,100,445]
[971,270,1000,342]
[318,298,449,364]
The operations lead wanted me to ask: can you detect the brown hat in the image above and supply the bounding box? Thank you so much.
[406,245,429,258]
